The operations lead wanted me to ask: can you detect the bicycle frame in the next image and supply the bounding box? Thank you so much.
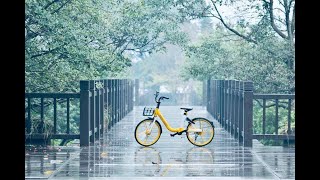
[152,108,202,133]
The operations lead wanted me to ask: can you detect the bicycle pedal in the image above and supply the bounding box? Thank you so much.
[170,133,177,137]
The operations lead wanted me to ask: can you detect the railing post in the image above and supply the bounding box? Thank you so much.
[213,80,216,119]
[89,80,96,143]
[129,80,132,110]
[119,80,122,120]
[135,79,139,106]
[225,80,230,132]
[214,80,217,119]
[235,80,240,140]
[100,80,105,138]
[80,80,90,146]
[227,80,232,133]
[243,81,253,147]
[221,80,224,128]
[129,79,131,111]
[27,98,31,134]
[111,79,116,126]
[40,97,44,134]
[217,80,223,126]
[207,79,210,114]
[287,99,292,134]
[126,79,131,113]
[95,80,100,141]
[223,80,227,130]
[239,82,244,145]
[210,79,212,115]
[203,80,207,108]
[116,79,120,123]
[107,79,112,129]
[122,80,124,118]
[231,80,235,136]
[124,80,126,114]
[103,80,108,132]
[122,80,125,117]
[124,79,126,115]
[125,79,127,114]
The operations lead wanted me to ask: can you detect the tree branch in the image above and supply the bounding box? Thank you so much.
[269,0,288,39]
[124,36,158,52]
[210,0,258,44]
[120,40,132,54]
[254,99,288,109]
[289,0,295,10]
[278,0,284,7]
[273,17,287,26]
[25,25,42,41]
[284,0,292,42]
[44,0,61,10]
[273,7,285,14]
[30,49,56,59]
[52,0,72,14]
[30,44,65,59]
[291,4,295,37]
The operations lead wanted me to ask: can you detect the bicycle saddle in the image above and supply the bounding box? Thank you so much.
[180,108,193,112]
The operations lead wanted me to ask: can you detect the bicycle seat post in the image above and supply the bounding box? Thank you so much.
[180,110,186,129]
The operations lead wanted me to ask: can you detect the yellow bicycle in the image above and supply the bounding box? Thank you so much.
[134,91,215,147]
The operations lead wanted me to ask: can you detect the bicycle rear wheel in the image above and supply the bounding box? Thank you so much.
[186,118,214,147]
[134,119,161,147]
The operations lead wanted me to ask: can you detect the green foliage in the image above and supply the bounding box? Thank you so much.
[253,99,295,146]
[25,0,187,93]
[26,98,80,135]
[253,100,295,135]
[174,0,295,93]
[181,26,294,93]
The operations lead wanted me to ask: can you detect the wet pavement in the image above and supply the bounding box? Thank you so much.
[25,106,295,179]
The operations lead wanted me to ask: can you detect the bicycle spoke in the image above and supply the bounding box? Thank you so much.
[144,135,149,143]
[144,121,148,130]
[200,135,205,143]
[201,126,212,129]
[195,134,198,142]
[138,130,146,136]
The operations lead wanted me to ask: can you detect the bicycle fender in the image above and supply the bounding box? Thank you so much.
[191,117,215,128]
[146,117,162,134]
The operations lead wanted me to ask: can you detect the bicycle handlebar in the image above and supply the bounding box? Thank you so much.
[154,91,169,103]
[154,91,159,102]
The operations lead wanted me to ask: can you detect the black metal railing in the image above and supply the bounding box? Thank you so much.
[207,79,253,147]
[206,79,295,147]
[79,79,134,146]
[25,93,81,142]
[252,94,295,141]
[25,79,135,147]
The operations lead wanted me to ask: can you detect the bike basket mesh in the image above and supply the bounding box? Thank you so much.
[143,107,155,116]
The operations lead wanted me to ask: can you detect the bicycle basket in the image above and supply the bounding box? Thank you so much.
[143,107,155,116]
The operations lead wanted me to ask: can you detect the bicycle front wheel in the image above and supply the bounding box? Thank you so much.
[186,118,215,147]
[134,119,161,147]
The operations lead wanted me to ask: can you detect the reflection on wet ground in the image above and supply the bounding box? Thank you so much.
[25,106,295,179]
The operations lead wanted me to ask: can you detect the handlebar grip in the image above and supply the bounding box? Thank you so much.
[163,97,169,99]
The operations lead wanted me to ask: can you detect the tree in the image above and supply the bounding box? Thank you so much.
[174,0,295,93]
[25,0,187,92]
[181,25,294,93]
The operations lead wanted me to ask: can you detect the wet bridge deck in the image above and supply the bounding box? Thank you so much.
[25,106,295,179]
